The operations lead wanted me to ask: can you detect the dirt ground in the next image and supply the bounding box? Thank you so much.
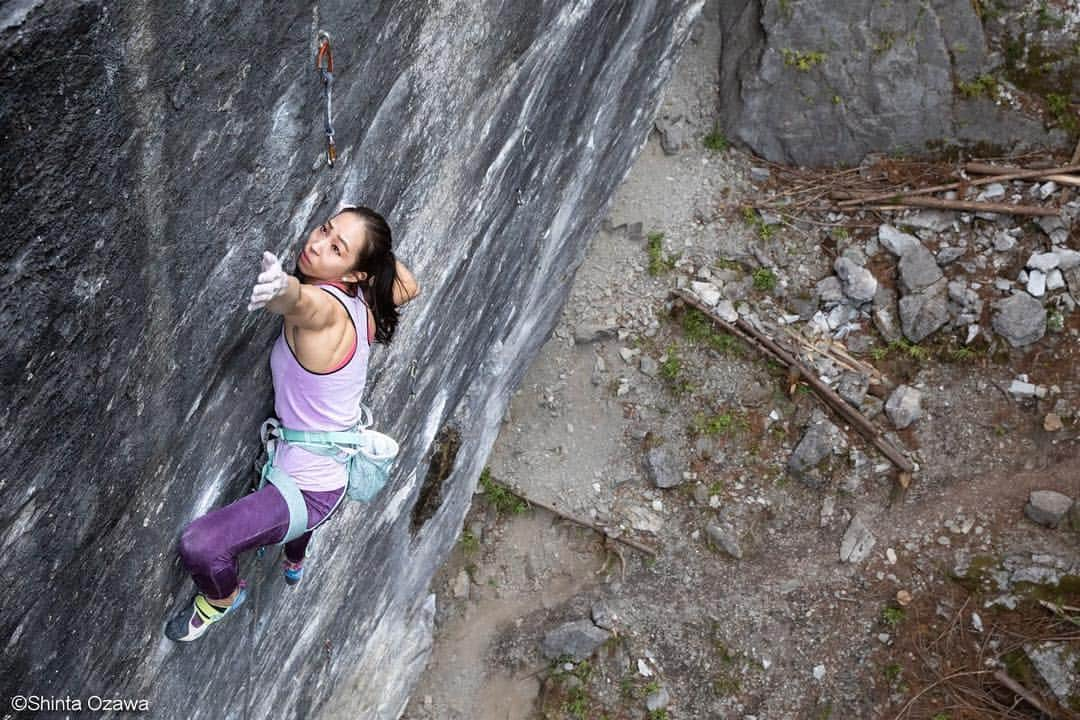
[398,3,1079,719]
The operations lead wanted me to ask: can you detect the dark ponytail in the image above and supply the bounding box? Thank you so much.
[338,206,400,345]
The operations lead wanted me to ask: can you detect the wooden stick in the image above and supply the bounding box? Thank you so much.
[671,290,915,475]
[964,162,1080,187]
[992,670,1060,719]
[881,196,1060,216]
[837,163,1080,207]
[497,485,659,558]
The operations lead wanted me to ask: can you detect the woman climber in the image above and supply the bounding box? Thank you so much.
[165,205,420,642]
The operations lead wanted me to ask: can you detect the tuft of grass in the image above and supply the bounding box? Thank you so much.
[681,308,742,355]
[781,48,826,71]
[741,206,777,241]
[883,662,903,682]
[646,231,679,276]
[881,606,906,627]
[752,268,778,292]
[957,73,999,99]
[1047,93,1079,135]
[458,528,479,555]
[659,344,692,395]
[691,410,748,437]
[888,338,930,361]
[703,126,729,152]
[478,467,529,515]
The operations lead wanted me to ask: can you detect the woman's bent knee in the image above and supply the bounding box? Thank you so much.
[179,519,217,567]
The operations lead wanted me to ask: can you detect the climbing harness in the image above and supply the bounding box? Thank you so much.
[316,30,336,166]
[253,401,400,551]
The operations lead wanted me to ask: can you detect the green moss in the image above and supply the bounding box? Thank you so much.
[957,73,1000,99]
[752,268,778,292]
[881,606,906,627]
[681,308,743,355]
[703,126,729,152]
[647,232,679,276]
[781,48,827,71]
[478,467,529,515]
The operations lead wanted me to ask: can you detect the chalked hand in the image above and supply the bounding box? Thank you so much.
[247,251,290,311]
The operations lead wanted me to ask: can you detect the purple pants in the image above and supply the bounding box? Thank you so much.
[178,483,346,600]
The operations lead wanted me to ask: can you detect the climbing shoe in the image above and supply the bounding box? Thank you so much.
[282,559,304,586]
[165,580,248,642]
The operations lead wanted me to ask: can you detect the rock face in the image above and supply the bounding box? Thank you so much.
[0,2,702,717]
[714,1,1067,165]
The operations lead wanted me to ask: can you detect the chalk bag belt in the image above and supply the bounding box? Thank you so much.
[316,30,336,166]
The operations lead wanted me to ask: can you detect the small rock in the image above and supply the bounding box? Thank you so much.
[1027,269,1047,298]
[885,385,923,430]
[714,298,738,322]
[1038,181,1058,199]
[1055,248,1080,270]
[971,612,983,632]
[574,322,618,344]
[690,280,721,306]
[1027,252,1060,273]
[886,548,897,564]
[645,686,670,712]
[706,523,743,559]
[749,166,771,183]
[540,619,612,661]
[813,664,826,681]
[837,371,869,407]
[992,232,1017,252]
[834,257,877,303]
[639,356,659,378]
[654,116,686,155]
[977,183,1005,200]
[618,347,640,363]
[591,601,616,630]
[1025,641,1080,703]
[992,293,1046,347]
[1044,413,1063,432]
[1025,490,1074,529]
[1046,268,1065,291]
[788,420,841,487]
[816,275,846,306]
[840,513,876,563]
[902,209,956,233]
[644,447,682,489]
[878,225,920,256]
[936,246,964,266]
[1009,380,1038,399]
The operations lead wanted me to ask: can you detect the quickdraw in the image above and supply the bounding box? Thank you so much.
[316,30,336,166]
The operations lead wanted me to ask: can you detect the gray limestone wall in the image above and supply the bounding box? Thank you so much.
[0,1,702,718]
[715,0,1074,165]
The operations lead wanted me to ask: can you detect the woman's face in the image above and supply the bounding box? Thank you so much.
[298,211,368,283]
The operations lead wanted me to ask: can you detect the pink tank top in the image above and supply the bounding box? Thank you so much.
[269,283,371,491]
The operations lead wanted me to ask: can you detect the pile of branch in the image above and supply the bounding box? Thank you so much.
[748,150,1080,220]
[891,591,1080,720]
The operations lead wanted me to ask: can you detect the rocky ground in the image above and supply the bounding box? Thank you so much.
[397,4,1079,719]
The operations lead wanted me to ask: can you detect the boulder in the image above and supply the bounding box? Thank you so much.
[541,619,612,661]
[899,279,949,343]
[1024,491,1074,529]
[992,293,1046,347]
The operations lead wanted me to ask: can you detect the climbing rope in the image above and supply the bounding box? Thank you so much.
[316,30,336,166]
